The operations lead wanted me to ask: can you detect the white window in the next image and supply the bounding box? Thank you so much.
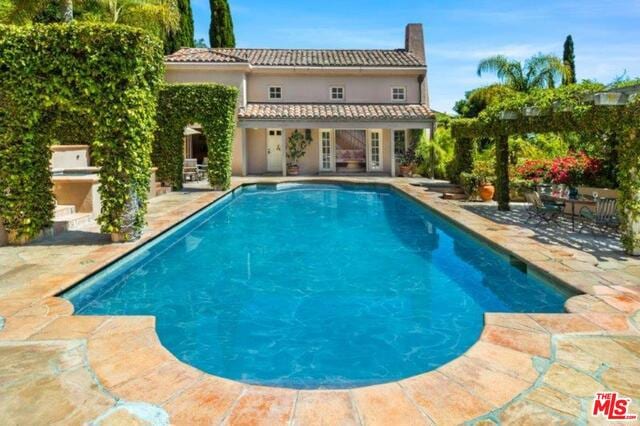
[391,87,406,102]
[330,86,345,100]
[393,130,406,156]
[269,86,282,100]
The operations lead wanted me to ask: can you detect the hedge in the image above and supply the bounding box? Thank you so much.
[0,23,164,242]
[154,84,238,190]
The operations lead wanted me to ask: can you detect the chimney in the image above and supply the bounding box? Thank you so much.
[405,23,425,64]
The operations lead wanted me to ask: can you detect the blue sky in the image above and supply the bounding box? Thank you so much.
[190,0,640,113]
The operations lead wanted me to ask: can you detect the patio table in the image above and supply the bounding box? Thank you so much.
[544,196,597,231]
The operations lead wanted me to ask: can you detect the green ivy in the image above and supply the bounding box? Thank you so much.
[0,23,163,242]
[154,84,238,190]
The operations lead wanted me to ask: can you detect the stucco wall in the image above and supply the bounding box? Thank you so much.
[231,128,243,175]
[165,68,247,106]
[382,129,392,174]
[247,73,422,104]
[247,128,268,175]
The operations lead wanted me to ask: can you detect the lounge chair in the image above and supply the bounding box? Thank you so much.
[183,158,199,182]
[524,191,562,225]
[579,198,619,233]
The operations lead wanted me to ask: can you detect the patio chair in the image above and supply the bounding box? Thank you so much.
[524,191,563,225]
[183,158,198,182]
[197,158,208,180]
[579,198,619,233]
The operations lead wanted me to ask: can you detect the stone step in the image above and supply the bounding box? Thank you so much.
[155,185,171,196]
[442,192,468,200]
[54,204,76,217]
[429,186,465,194]
[53,212,94,233]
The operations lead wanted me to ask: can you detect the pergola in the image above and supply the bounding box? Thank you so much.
[450,83,640,255]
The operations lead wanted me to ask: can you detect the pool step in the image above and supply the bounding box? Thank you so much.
[53,210,94,233]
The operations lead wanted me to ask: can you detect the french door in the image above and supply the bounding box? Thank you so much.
[319,129,335,172]
[367,129,383,172]
[266,129,283,172]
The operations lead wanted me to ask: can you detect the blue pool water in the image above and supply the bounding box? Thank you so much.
[64,183,572,389]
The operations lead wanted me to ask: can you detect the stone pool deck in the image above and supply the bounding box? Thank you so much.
[1,177,639,425]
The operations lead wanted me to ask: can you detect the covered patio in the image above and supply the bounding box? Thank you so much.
[234,103,436,177]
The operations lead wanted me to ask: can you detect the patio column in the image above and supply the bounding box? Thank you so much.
[281,130,287,176]
[390,130,396,177]
[495,134,510,211]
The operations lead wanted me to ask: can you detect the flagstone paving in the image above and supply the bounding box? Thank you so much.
[0,177,639,425]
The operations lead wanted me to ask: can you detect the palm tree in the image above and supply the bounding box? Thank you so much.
[1,0,178,37]
[477,54,570,92]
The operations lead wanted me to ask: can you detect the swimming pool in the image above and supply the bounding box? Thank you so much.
[64,183,573,389]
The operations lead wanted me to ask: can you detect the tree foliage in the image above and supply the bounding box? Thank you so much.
[154,84,238,190]
[0,0,179,44]
[477,53,570,92]
[0,23,163,242]
[163,0,193,54]
[562,35,576,85]
[209,0,234,48]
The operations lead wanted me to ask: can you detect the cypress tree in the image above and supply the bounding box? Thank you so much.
[209,0,235,48]
[164,0,194,54]
[562,35,576,85]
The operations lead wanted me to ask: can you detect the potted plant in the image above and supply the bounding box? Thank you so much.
[473,160,496,202]
[399,131,420,177]
[286,130,312,176]
[399,156,413,177]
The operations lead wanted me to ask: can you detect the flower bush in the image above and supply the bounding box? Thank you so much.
[516,159,552,182]
[548,152,602,186]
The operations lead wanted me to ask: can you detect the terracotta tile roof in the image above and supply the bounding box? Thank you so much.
[166,48,425,67]
[238,103,434,121]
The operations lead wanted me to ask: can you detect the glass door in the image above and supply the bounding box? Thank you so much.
[367,130,383,172]
[319,129,335,172]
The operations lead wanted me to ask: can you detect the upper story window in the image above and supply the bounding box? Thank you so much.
[391,87,406,102]
[269,86,282,100]
[330,86,345,100]
[393,130,406,155]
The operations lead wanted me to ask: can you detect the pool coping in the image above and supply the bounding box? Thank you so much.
[1,176,639,425]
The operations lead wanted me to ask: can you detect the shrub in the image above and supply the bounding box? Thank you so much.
[415,127,454,179]
[516,159,552,182]
[0,23,163,242]
[154,84,238,190]
[548,152,602,186]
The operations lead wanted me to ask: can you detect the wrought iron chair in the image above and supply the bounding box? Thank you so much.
[579,198,619,233]
[524,191,563,225]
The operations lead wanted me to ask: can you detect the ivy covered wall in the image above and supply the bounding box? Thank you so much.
[154,84,238,190]
[0,23,164,242]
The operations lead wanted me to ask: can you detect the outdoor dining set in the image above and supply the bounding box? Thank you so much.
[524,186,619,233]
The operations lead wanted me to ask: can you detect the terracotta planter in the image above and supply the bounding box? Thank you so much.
[478,184,495,202]
[287,165,300,176]
[399,165,412,177]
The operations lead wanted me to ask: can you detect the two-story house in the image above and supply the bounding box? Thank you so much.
[165,23,435,177]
